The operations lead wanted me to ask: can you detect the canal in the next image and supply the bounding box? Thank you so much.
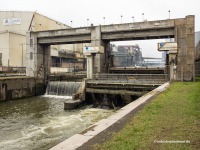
[0,95,113,150]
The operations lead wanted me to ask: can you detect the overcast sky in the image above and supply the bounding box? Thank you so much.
[1,0,199,57]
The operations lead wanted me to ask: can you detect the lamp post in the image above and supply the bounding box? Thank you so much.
[142,13,144,21]
[87,19,89,26]
[103,17,105,25]
[132,16,135,22]
[168,10,171,19]
[121,15,123,23]
[71,20,73,27]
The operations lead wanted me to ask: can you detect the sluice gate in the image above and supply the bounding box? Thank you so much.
[85,74,167,108]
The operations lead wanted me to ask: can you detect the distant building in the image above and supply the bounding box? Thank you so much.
[0,11,70,68]
[112,44,142,67]
[0,11,86,73]
[51,48,86,73]
[195,31,200,47]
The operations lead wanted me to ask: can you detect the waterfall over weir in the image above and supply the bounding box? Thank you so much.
[45,81,81,98]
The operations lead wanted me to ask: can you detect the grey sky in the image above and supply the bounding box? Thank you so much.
[0,0,199,57]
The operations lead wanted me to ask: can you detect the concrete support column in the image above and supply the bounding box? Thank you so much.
[43,45,51,81]
[175,15,195,81]
[104,41,111,73]
[26,32,37,77]
[86,54,94,79]
[26,32,51,80]
[169,54,177,81]
[91,26,106,74]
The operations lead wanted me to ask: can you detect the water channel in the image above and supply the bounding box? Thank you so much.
[0,94,114,150]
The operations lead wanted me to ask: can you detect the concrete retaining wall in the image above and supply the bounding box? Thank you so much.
[0,77,46,101]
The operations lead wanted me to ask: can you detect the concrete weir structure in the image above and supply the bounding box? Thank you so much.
[50,82,170,150]
[26,15,195,81]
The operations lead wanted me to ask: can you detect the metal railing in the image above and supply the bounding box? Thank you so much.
[88,73,168,85]
[0,66,26,76]
[92,73,167,80]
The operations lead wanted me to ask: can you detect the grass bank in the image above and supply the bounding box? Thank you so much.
[93,80,200,150]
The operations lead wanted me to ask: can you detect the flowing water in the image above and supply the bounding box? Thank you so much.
[0,82,114,150]
[46,81,81,96]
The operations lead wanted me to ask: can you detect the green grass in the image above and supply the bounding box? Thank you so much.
[93,81,200,150]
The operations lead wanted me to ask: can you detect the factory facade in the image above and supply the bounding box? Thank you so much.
[0,11,86,73]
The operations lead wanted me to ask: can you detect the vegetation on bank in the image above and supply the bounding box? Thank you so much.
[93,79,200,150]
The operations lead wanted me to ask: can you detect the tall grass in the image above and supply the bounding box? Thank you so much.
[93,81,200,150]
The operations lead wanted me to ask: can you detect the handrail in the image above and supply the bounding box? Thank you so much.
[91,73,168,80]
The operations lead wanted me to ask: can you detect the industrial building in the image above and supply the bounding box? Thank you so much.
[111,44,143,67]
[0,11,86,73]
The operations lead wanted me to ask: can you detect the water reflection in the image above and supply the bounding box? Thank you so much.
[0,96,113,150]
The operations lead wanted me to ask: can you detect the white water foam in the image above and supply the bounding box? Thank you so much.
[0,108,113,150]
[42,95,72,99]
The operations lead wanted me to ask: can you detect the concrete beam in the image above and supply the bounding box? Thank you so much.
[36,28,91,38]
[102,28,174,41]
[34,19,176,45]
[101,19,175,32]
[86,88,146,96]
[86,84,156,90]
[38,35,91,44]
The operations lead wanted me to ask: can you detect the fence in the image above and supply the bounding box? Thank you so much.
[88,73,168,85]
[195,62,200,77]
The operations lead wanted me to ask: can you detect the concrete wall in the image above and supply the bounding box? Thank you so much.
[0,32,26,67]
[0,32,9,66]
[0,11,33,34]
[9,32,26,67]
[0,77,46,101]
